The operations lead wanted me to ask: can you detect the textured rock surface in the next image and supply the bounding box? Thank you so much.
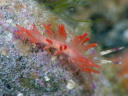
[0,0,95,96]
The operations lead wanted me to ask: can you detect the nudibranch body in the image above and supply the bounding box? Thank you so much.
[15,24,100,73]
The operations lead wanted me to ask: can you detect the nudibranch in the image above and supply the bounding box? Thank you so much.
[15,24,100,73]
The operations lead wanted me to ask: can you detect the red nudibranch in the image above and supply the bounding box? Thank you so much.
[15,24,100,73]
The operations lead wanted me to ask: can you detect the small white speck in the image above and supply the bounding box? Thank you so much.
[51,56,57,61]
[66,80,76,90]
[17,92,23,96]
[44,76,50,81]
